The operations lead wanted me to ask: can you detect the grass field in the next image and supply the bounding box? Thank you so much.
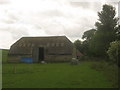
[2,61,116,88]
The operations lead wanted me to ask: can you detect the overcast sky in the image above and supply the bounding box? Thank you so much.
[0,0,119,49]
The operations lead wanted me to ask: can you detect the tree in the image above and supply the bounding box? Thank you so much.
[89,4,118,57]
[74,40,82,52]
[107,41,120,66]
[74,40,88,55]
[82,29,96,41]
[80,29,96,55]
[116,25,120,40]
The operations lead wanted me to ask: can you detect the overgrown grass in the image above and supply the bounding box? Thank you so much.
[91,61,118,88]
[2,62,114,88]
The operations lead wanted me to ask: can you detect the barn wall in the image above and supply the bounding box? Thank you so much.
[8,36,75,63]
[8,54,33,63]
[45,55,72,62]
[32,47,39,62]
[8,55,20,62]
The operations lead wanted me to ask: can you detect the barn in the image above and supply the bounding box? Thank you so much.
[8,36,79,63]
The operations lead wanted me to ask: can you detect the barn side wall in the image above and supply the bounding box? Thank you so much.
[72,46,77,58]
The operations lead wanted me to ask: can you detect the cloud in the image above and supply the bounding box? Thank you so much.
[0,0,10,4]
[0,31,13,49]
[70,2,102,12]
[0,0,118,49]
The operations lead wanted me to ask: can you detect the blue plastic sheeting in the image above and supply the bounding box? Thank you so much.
[21,57,33,63]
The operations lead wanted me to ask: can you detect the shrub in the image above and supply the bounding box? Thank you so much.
[107,41,120,66]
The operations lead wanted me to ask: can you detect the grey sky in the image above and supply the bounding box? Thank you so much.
[0,0,119,49]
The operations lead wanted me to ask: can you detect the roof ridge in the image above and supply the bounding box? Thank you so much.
[22,35,66,38]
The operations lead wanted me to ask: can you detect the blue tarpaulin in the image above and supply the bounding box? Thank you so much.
[21,57,33,63]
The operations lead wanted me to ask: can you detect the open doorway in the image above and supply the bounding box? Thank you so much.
[38,47,44,62]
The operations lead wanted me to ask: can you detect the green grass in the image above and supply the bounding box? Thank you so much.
[2,62,114,88]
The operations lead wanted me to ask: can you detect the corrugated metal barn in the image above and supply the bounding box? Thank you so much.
[8,36,77,63]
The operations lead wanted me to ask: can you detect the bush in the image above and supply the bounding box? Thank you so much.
[107,41,120,66]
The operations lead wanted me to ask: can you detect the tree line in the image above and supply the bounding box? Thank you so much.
[74,4,120,66]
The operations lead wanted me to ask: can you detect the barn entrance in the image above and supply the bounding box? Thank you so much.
[38,47,44,62]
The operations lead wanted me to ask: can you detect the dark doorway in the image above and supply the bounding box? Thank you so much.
[38,47,44,62]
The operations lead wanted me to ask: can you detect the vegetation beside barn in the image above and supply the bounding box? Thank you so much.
[0,49,9,63]
[74,4,120,66]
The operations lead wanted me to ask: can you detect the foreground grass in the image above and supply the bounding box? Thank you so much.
[2,61,114,88]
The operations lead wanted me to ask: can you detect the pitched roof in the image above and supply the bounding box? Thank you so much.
[9,36,73,55]
[13,36,71,45]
